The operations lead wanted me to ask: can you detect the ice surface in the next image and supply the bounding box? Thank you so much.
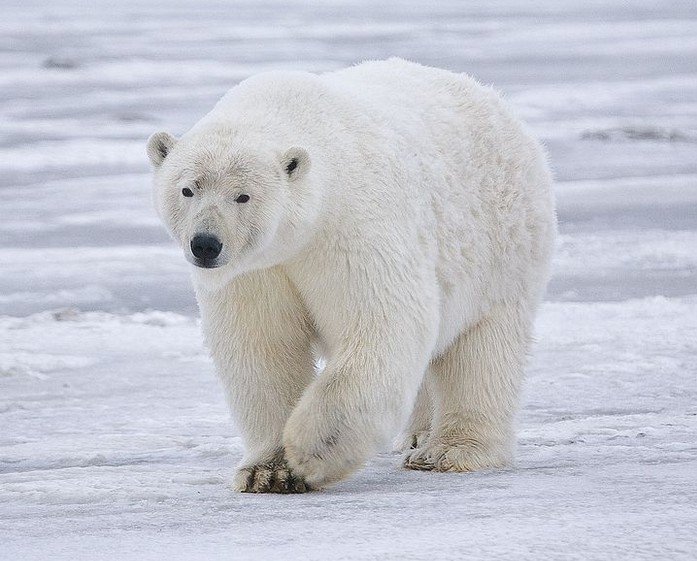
[1,0,696,559]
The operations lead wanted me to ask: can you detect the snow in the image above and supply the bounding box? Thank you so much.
[1,0,696,559]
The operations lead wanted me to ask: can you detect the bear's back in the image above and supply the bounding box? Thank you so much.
[201,59,500,142]
[322,58,496,122]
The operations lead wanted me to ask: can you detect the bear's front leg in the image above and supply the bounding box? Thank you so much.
[282,288,438,488]
[283,340,432,488]
[196,269,316,493]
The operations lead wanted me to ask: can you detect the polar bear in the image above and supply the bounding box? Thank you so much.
[146,58,556,493]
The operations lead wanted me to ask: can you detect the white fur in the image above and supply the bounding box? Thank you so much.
[147,58,556,492]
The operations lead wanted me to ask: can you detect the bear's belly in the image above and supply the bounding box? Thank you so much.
[431,280,488,358]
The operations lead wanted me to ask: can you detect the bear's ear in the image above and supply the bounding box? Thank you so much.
[280,147,310,182]
[146,132,177,167]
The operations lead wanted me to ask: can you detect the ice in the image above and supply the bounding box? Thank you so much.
[1,0,696,559]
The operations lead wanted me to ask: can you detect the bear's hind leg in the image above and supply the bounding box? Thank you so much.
[394,374,432,453]
[404,299,531,472]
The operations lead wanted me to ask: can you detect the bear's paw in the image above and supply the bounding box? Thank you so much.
[232,456,310,493]
[403,438,512,473]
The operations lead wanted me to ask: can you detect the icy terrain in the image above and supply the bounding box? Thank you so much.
[1,1,696,559]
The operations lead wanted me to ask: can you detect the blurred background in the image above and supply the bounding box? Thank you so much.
[2,1,696,559]
[2,0,696,316]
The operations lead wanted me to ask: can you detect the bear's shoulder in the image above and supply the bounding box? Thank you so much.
[210,69,329,117]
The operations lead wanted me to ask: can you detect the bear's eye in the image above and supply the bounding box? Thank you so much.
[285,158,298,174]
[182,187,194,197]
[235,194,250,204]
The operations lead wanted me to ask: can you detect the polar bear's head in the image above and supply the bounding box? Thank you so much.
[146,128,319,288]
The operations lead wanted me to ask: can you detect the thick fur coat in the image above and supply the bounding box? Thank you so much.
[147,58,557,492]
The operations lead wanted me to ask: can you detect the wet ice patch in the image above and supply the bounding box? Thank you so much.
[41,56,79,70]
[580,125,697,143]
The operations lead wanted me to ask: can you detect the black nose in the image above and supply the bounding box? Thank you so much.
[190,234,223,261]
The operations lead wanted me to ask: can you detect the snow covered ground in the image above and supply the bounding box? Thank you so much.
[1,1,696,559]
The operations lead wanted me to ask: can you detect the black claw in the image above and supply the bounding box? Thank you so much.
[269,470,286,493]
[294,478,308,493]
[239,467,256,493]
[238,458,310,494]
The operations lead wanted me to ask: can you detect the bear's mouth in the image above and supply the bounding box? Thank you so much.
[192,258,222,269]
